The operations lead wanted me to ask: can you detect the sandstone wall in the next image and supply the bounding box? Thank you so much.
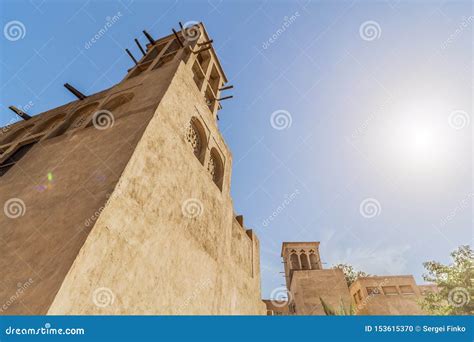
[47,61,265,315]
[0,65,173,314]
[290,269,351,315]
[350,276,426,315]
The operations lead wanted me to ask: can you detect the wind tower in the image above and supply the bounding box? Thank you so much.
[281,242,351,315]
[0,23,265,315]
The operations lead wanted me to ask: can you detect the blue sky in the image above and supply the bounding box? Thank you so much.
[1,0,472,299]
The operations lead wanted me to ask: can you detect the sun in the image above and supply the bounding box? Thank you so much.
[385,101,447,170]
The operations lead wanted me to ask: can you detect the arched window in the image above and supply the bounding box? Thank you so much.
[0,141,36,177]
[290,253,300,270]
[31,114,66,135]
[185,117,206,164]
[102,93,134,113]
[309,253,319,269]
[207,148,223,190]
[85,93,134,128]
[49,103,99,138]
[71,103,99,128]
[0,125,33,145]
[300,252,310,270]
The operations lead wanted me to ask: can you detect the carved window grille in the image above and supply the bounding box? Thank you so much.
[207,149,223,190]
[0,142,36,177]
[185,120,203,159]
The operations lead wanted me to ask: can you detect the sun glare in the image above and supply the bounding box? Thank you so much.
[385,101,448,170]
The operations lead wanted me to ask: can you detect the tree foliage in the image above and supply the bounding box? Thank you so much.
[332,263,369,287]
[420,245,473,315]
[319,297,355,315]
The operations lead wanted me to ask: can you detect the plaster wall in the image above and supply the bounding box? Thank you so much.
[350,276,427,315]
[47,61,265,315]
[0,65,172,314]
[290,269,351,315]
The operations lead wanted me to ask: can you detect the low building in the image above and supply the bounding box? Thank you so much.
[263,300,289,316]
[264,242,436,315]
[350,275,430,315]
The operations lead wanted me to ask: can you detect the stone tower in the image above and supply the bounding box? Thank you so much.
[0,23,265,315]
[281,242,351,315]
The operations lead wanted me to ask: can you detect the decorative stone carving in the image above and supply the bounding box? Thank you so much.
[185,121,202,158]
[207,154,217,180]
[207,150,223,190]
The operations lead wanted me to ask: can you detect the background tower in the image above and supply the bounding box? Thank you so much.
[281,242,351,315]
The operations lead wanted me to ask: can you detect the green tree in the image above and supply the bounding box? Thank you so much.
[332,263,369,287]
[319,297,355,315]
[420,245,473,315]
